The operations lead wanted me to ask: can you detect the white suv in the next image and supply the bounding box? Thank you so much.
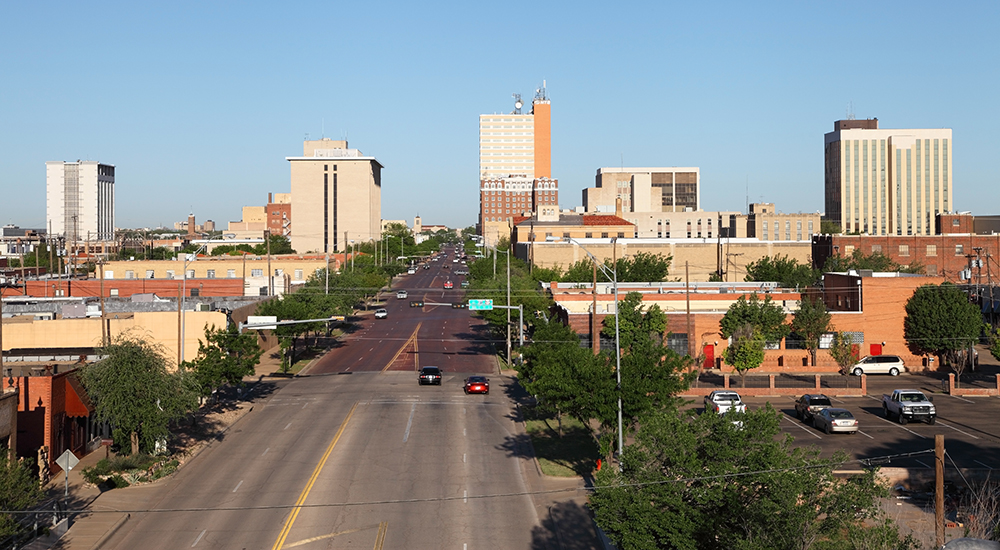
[851,355,905,376]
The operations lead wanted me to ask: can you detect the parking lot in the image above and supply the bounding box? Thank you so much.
[691,371,1000,471]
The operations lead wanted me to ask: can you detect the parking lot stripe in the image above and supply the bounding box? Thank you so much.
[936,421,980,440]
[914,459,931,468]
[975,460,993,469]
[403,403,416,443]
[949,395,976,404]
[782,416,822,439]
[857,430,874,439]
[870,414,927,439]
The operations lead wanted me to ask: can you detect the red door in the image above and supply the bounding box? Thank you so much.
[870,343,882,356]
[703,344,714,369]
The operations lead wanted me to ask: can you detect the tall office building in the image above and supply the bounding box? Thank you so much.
[585,167,700,213]
[479,84,556,229]
[824,119,952,236]
[288,139,382,254]
[45,161,115,242]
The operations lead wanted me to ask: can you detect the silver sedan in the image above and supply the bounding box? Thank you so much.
[812,408,859,434]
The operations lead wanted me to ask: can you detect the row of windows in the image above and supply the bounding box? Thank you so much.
[114,269,306,280]
[842,243,965,257]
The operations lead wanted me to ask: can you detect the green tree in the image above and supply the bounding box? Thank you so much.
[0,455,45,538]
[720,294,790,344]
[820,219,842,234]
[255,296,324,373]
[590,405,917,550]
[186,323,264,396]
[723,323,766,387]
[253,233,294,255]
[561,252,672,283]
[904,283,982,385]
[823,249,924,274]
[80,332,199,455]
[791,295,832,366]
[744,254,819,288]
[992,326,1000,364]
[829,332,860,375]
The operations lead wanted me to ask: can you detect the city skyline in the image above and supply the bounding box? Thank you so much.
[2,1,998,232]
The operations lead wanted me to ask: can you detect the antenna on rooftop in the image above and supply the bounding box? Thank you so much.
[847,102,855,120]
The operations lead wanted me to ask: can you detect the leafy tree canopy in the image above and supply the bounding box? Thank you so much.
[561,252,672,283]
[0,455,45,538]
[744,255,819,288]
[791,295,832,366]
[904,283,981,364]
[185,323,264,396]
[590,405,917,550]
[719,294,790,342]
[80,332,199,454]
[823,249,924,274]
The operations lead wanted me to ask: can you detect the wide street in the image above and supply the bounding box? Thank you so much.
[103,247,591,550]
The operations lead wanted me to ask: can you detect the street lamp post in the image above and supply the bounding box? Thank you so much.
[570,237,622,464]
[179,244,207,365]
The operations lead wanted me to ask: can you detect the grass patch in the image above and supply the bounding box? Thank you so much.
[523,408,601,477]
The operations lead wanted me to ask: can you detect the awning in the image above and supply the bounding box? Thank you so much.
[64,373,94,418]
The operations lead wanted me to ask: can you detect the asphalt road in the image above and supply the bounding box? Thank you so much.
[107,247,555,549]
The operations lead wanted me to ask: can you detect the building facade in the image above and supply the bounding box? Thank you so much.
[288,139,382,254]
[585,167,700,213]
[267,193,292,237]
[727,203,822,242]
[46,161,115,243]
[479,85,556,229]
[824,119,953,236]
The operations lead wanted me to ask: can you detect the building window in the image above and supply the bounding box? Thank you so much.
[125,270,135,279]
[844,245,855,255]
[186,269,195,279]
[871,245,882,253]
[227,269,236,278]
[953,218,960,226]
[601,232,609,238]
[562,232,570,239]
[295,269,303,280]
[166,270,175,280]
[926,245,937,257]
[585,232,592,238]
[618,232,625,238]
[145,270,155,278]
[207,270,216,279]
[899,244,910,257]
[956,244,964,255]
[110,288,119,297]
[251,269,263,277]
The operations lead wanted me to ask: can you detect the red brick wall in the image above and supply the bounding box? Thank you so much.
[814,234,1000,281]
[2,278,244,298]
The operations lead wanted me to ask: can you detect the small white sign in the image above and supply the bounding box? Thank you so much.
[246,315,278,330]
[56,449,80,472]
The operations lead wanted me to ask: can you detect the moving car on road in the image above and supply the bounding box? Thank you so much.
[374,308,388,319]
[812,408,859,434]
[464,376,489,394]
[794,394,832,422]
[444,281,454,289]
[851,354,905,376]
[418,366,442,385]
[397,290,408,299]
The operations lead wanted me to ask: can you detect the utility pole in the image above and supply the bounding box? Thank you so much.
[592,262,599,355]
[686,261,693,358]
[266,229,272,297]
[506,247,511,366]
[935,434,945,548]
[99,260,107,346]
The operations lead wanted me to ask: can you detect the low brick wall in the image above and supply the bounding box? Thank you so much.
[680,373,866,398]
[946,373,1000,396]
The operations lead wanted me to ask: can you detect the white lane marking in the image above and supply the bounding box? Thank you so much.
[831,397,846,404]
[463,453,467,463]
[975,460,993,469]
[191,529,206,547]
[783,416,822,439]
[463,428,467,436]
[870,414,926,439]
[302,403,308,409]
[949,395,976,404]
[403,403,416,442]
[261,447,269,457]
[857,430,874,439]
[232,480,243,492]
[915,459,931,468]
[937,421,980,439]
[284,422,292,430]
[464,490,468,503]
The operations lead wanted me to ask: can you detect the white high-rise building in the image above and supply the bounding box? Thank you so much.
[46,161,116,242]
[824,119,952,236]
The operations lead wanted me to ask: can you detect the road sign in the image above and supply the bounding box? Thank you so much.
[468,299,494,311]
[56,449,79,472]
[247,315,277,330]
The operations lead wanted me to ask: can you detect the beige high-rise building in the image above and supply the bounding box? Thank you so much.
[288,139,382,254]
[585,167,700,213]
[824,119,952,236]
[46,161,115,242]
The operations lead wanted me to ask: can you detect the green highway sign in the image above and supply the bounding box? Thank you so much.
[468,299,494,311]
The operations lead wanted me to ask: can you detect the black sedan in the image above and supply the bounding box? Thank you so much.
[418,366,442,385]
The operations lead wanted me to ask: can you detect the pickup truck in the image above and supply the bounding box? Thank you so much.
[704,390,747,414]
[882,389,936,425]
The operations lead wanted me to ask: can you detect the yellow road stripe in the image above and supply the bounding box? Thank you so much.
[373,521,388,550]
[271,403,358,550]
[381,323,421,372]
[413,325,420,371]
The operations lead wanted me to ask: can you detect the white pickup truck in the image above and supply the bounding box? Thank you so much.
[882,389,936,425]
[704,390,747,414]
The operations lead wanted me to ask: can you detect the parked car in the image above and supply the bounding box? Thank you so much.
[397,290,408,299]
[374,308,387,319]
[418,366,442,385]
[704,390,746,414]
[464,376,489,394]
[812,408,859,434]
[407,268,416,275]
[851,354,905,376]
[882,389,936,425]
[444,281,454,289]
[460,281,469,288]
[794,394,832,422]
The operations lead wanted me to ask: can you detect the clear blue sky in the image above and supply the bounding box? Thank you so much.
[2,1,998,232]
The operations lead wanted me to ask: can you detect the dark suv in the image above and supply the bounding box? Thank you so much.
[795,394,833,422]
[418,366,442,385]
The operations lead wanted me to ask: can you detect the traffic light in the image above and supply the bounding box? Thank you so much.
[451,303,467,309]
[409,301,424,308]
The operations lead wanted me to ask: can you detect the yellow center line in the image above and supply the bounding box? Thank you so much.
[373,521,388,550]
[285,525,377,548]
[271,403,358,550]
[413,325,420,371]
[382,323,421,372]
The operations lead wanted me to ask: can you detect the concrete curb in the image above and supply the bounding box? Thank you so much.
[89,513,129,550]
